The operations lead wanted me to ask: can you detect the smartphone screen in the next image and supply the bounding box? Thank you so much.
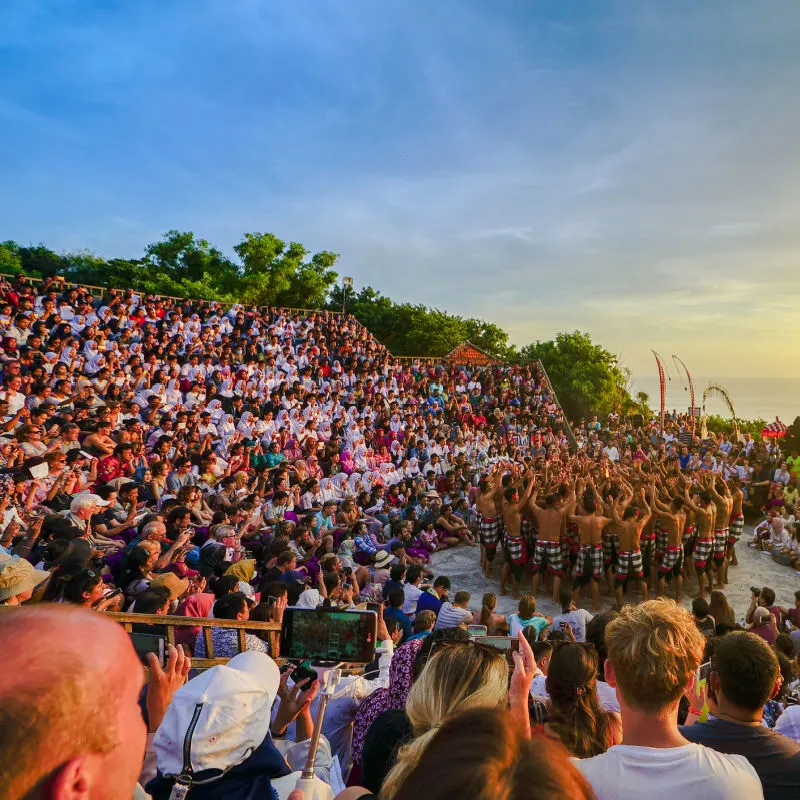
[129,632,166,667]
[697,660,712,684]
[474,636,519,666]
[281,608,377,663]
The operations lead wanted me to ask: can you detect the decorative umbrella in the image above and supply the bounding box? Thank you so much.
[762,418,788,438]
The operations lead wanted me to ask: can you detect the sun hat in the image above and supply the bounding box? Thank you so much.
[0,555,51,602]
[153,651,282,783]
[150,572,190,601]
[373,550,393,569]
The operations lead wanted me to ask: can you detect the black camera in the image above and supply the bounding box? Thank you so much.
[751,587,761,597]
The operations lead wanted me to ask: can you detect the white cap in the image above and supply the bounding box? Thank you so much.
[154,651,280,780]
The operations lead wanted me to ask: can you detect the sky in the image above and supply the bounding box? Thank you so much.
[2,1,800,388]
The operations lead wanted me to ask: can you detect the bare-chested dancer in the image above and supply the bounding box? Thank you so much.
[609,485,651,609]
[530,478,576,604]
[476,464,504,577]
[653,493,687,603]
[569,477,611,610]
[500,473,536,599]
[709,477,733,589]
[727,476,744,567]
[683,478,716,600]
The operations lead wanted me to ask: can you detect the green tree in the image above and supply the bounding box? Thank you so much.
[0,241,22,273]
[144,230,236,288]
[520,331,633,419]
[234,233,339,308]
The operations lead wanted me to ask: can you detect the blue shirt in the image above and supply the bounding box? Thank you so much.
[383,606,412,642]
[415,588,444,617]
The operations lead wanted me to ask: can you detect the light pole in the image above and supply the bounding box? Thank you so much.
[342,276,353,314]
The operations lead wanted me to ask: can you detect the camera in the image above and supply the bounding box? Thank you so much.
[751,587,761,597]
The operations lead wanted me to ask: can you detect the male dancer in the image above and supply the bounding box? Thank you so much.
[529,478,576,604]
[653,495,687,602]
[709,476,733,589]
[569,477,612,610]
[683,479,716,600]
[609,486,651,609]
[727,475,744,567]
[500,473,536,599]
[476,464,504,577]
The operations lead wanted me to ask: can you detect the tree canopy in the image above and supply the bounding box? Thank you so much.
[2,230,734,425]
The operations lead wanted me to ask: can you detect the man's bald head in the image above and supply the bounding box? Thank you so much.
[0,606,146,799]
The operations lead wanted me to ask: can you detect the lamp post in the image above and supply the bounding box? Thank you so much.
[342,276,353,314]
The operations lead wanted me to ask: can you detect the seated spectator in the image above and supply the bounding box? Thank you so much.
[193,591,268,658]
[378,635,525,799]
[508,593,549,639]
[433,590,474,630]
[415,575,450,616]
[0,606,155,799]
[147,651,324,799]
[551,587,593,642]
[407,609,436,641]
[528,637,552,699]
[62,567,122,611]
[544,640,622,756]
[750,607,780,645]
[575,599,762,800]
[709,590,736,630]
[390,707,594,800]
[682,631,800,799]
[384,587,413,642]
[402,564,424,615]
[585,610,620,713]
[0,553,50,605]
[692,597,717,637]
[478,591,509,635]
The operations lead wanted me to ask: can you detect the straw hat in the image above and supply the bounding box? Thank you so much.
[150,572,189,602]
[0,555,51,602]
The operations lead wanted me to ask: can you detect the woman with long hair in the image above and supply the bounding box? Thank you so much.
[391,707,595,800]
[709,589,736,631]
[379,641,509,800]
[478,592,509,635]
[544,641,621,758]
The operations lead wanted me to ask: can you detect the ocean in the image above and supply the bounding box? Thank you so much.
[629,376,799,425]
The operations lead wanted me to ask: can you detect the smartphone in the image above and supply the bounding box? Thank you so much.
[365,602,382,615]
[129,632,166,667]
[280,608,377,663]
[697,660,712,684]
[474,636,520,667]
[103,587,123,599]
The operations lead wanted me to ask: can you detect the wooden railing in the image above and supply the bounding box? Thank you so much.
[104,611,282,668]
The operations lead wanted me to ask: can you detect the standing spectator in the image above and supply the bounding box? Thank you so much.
[575,599,762,800]
[682,631,800,799]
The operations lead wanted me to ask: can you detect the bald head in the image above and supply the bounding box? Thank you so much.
[0,606,146,799]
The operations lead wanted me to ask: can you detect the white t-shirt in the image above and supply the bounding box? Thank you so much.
[551,608,594,642]
[574,743,762,800]
[595,680,620,713]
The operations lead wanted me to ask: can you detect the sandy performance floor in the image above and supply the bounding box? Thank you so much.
[428,525,800,623]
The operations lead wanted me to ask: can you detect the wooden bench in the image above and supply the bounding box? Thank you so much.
[104,611,282,669]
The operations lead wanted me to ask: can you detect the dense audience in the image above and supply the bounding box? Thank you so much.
[1,273,799,800]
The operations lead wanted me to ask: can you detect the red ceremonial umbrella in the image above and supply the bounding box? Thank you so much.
[762,418,788,438]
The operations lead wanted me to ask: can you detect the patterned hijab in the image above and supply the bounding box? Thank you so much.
[351,638,423,763]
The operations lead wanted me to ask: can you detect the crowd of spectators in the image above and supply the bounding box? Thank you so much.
[1,273,799,799]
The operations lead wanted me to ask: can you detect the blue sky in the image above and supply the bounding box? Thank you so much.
[2,1,800,384]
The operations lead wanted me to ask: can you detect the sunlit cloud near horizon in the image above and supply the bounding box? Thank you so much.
[2,1,800,385]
